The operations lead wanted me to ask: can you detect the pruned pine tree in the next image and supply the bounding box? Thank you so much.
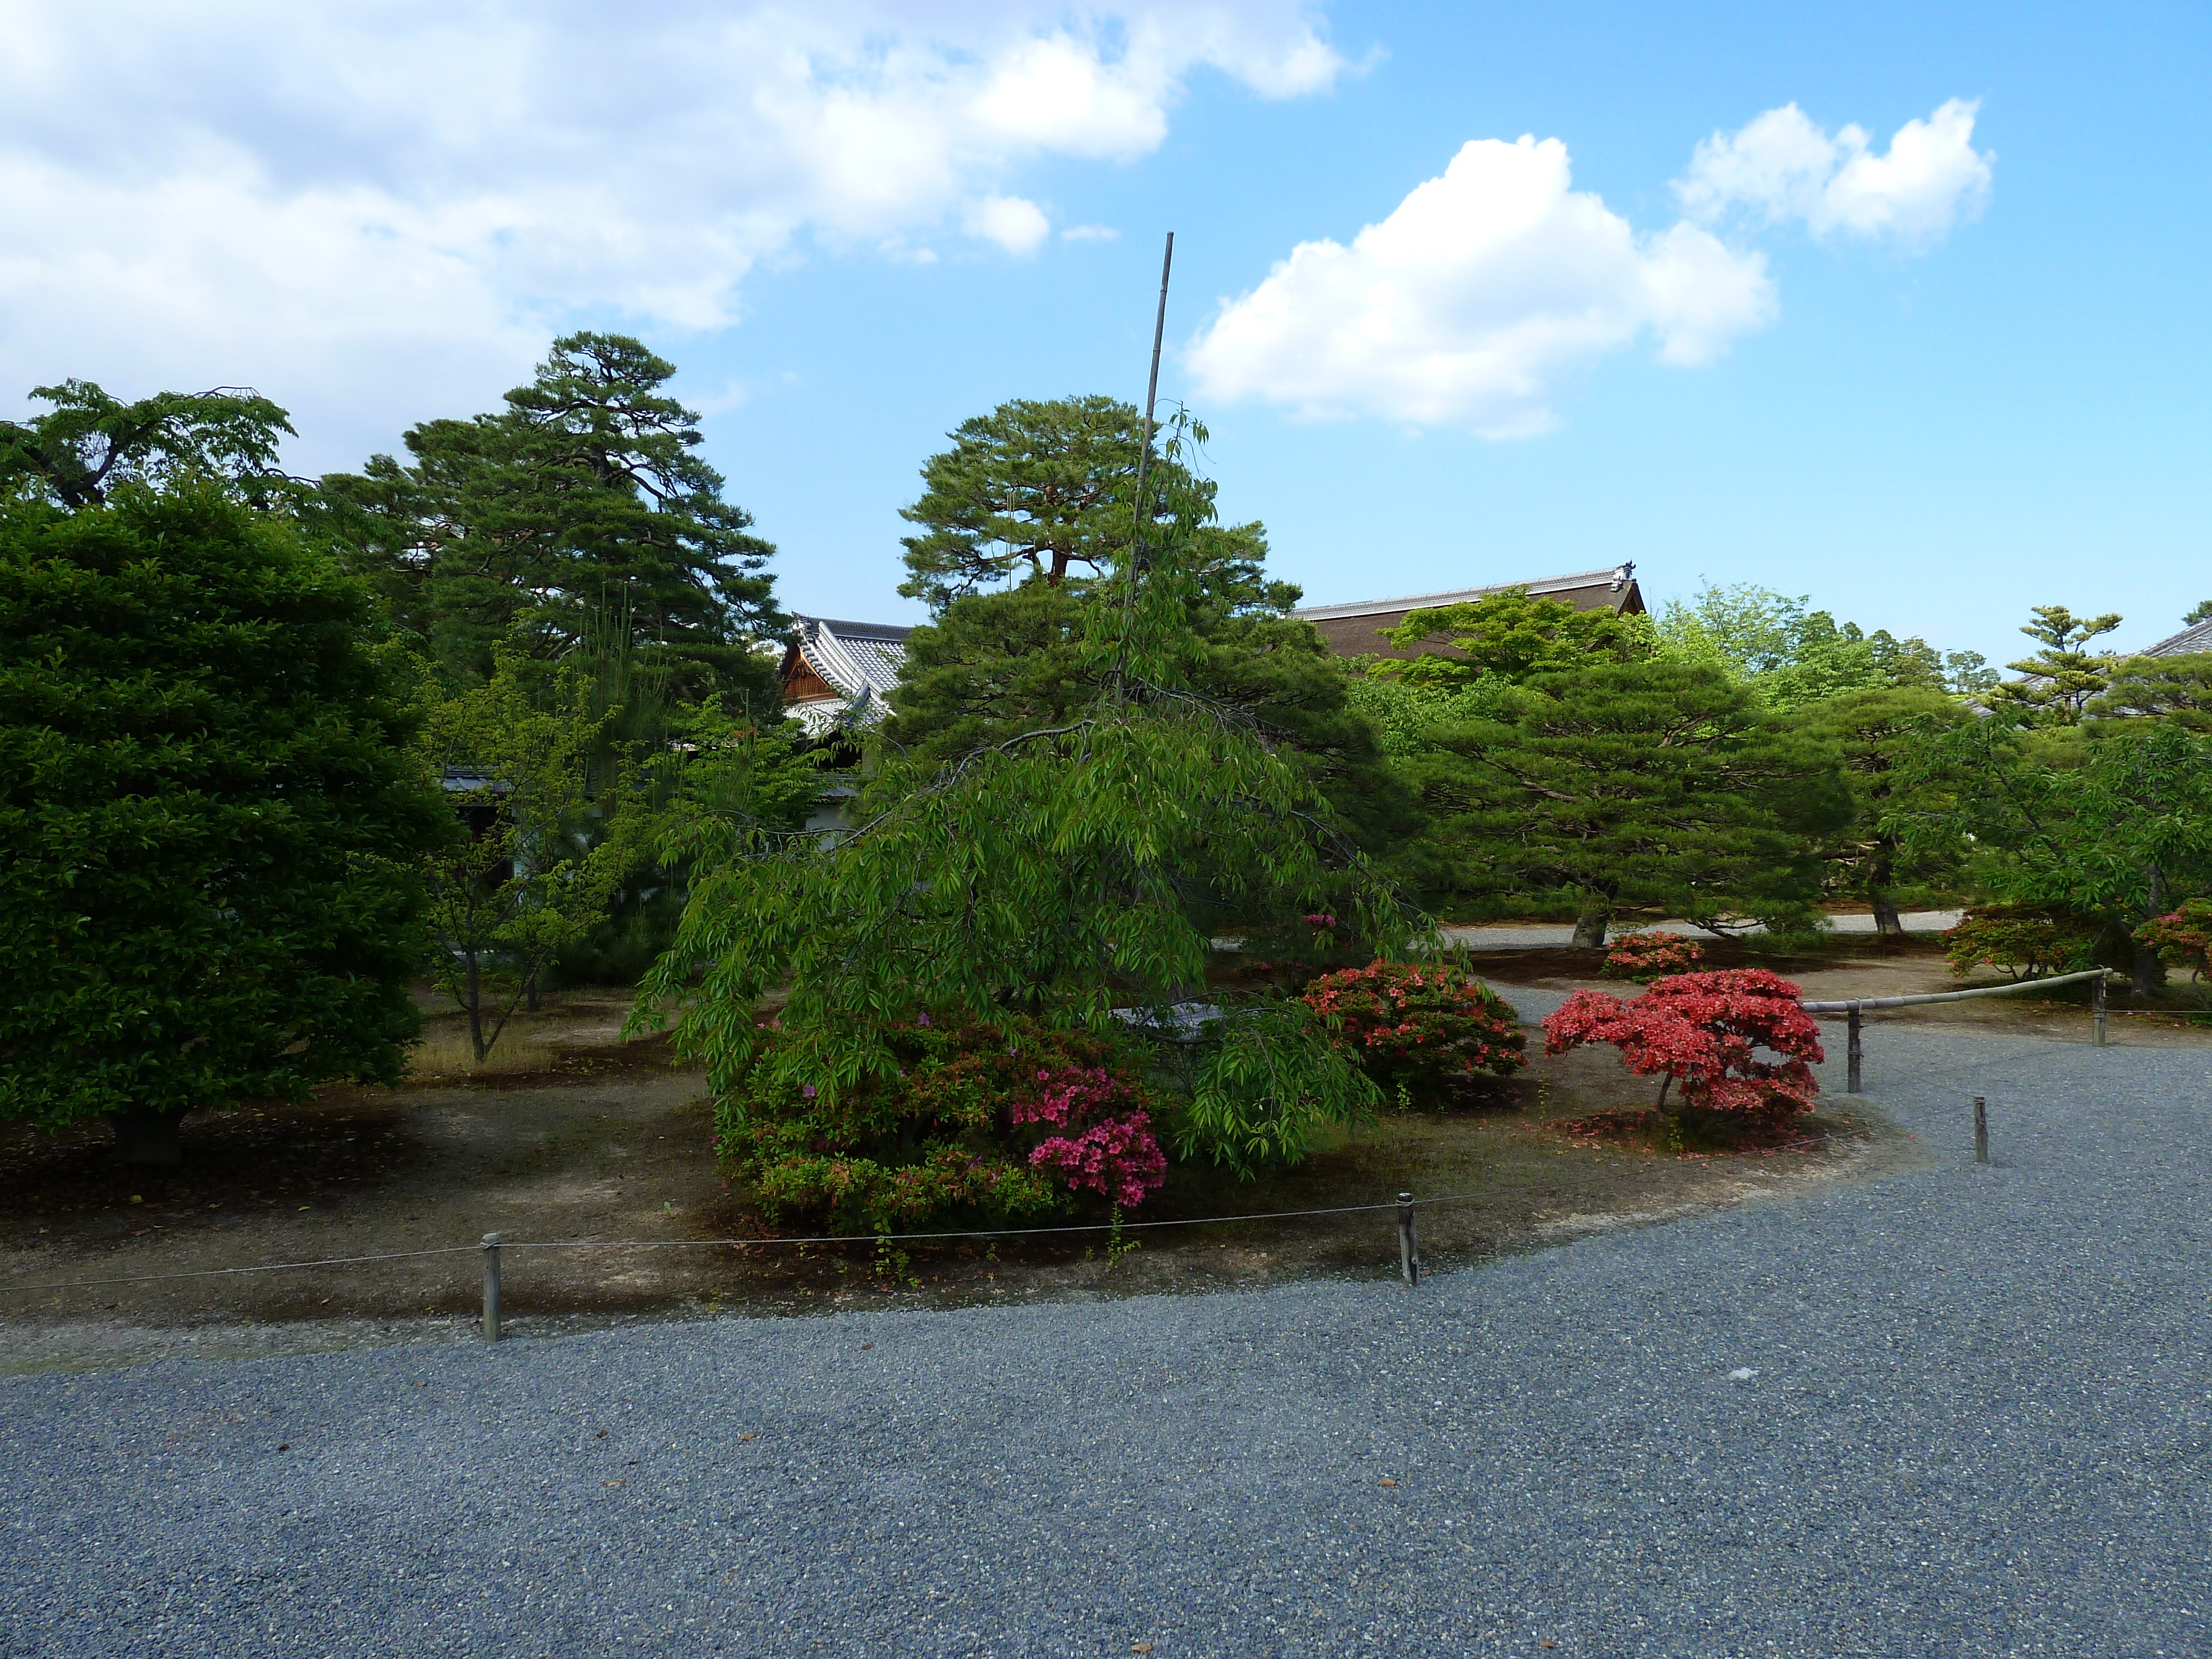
[1798,686,1974,935]
[1981,604,2124,725]
[316,333,782,704]
[896,394,1244,609]
[1406,661,1850,947]
[635,414,1416,1177]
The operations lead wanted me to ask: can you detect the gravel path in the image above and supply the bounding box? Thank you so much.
[3,1022,2205,1658]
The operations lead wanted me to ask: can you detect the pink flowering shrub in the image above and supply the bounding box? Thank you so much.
[2136,900,2212,982]
[1011,1065,1167,1208]
[1601,930,1705,982]
[1302,958,1526,1096]
[1542,968,1824,1115]
[718,1016,1165,1231]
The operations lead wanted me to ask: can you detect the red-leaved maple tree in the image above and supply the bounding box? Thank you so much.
[1541,968,1824,1114]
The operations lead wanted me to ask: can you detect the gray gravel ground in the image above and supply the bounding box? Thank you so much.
[3,1021,2206,1658]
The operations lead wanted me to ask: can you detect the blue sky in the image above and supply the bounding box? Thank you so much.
[4,2,2206,665]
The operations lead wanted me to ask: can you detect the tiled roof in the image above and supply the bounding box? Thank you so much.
[1293,564,1642,660]
[1291,564,1640,623]
[782,615,914,734]
[2141,619,2212,657]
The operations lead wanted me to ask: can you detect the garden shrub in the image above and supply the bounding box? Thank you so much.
[1302,959,1527,1098]
[718,1015,1165,1232]
[1542,968,1824,1115]
[1602,930,1705,981]
[2137,900,2212,982]
[1942,904,2103,980]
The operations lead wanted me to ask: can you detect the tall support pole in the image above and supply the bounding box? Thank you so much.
[1117,233,1175,647]
[1973,1098,1989,1166]
[2093,971,2109,1047]
[1397,1191,1419,1286]
[481,1232,503,1342]
[1846,1006,1863,1094]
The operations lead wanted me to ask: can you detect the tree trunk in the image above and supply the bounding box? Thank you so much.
[1869,887,1904,939]
[2135,867,2171,997]
[1571,901,1610,951]
[524,973,540,1014]
[466,950,489,1063]
[112,1107,188,1167]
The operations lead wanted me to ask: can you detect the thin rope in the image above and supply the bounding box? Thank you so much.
[1,1244,484,1295]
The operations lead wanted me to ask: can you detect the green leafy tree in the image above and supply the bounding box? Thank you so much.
[633,416,1415,1215]
[318,333,782,701]
[0,486,442,1164]
[1797,686,1975,935]
[1891,716,2212,992]
[1654,583,1948,712]
[1,380,296,509]
[1981,604,2124,725]
[1404,661,1850,947]
[414,656,653,1061]
[2183,600,2212,627]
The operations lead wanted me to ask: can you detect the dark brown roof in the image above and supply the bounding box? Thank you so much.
[1293,564,1644,660]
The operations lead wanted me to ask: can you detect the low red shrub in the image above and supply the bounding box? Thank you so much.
[1601,930,1705,982]
[1541,968,1824,1115]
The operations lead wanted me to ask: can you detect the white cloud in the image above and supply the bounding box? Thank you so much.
[0,1,1345,465]
[966,195,1052,256]
[1186,135,1775,437]
[1062,223,1123,242]
[1676,98,1994,248]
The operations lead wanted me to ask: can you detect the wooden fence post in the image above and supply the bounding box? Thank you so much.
[1397,1192,1418,1286]
[2093,972,2109,1047]
[1846,1006,1863,1094]
[481,1232,503,1341]
[1973,1098,1989,1166]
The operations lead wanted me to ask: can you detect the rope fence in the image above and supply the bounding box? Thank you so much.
[1800,967,2116,1093]
[3,1188,1470,1329]
[5,971,2127,1336]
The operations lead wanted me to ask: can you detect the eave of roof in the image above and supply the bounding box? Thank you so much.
[2141,619,2212,657]
[1291,564,1638,622]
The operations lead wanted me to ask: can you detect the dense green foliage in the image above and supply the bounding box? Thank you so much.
[318,333,782,701]
[1893,716,2212,990]
[635,417,1421,1219]
[1395,660,1850,943]
[896,394,1219,607]
[1,380,296,510]
[0,487,444,1157]
[1940,904,2104,980]
[1654,582,1993,708]
[1799,686,1975,931]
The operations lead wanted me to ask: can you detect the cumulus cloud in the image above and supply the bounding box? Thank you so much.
[0,0,1345,465]
[966,195,1053,256]
[1675,98,1994,247]
[1186,135,1775,436]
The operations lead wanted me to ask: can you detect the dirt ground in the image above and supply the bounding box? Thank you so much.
[6,948,2200,1373]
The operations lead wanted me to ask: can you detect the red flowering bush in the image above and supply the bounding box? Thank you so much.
[1303,959,1526,1094]
[1942,904,2101,980]
[719,1017,1164,1231]
[2137,900,2212,982]
[1542,968,1824,1115]
[1601,930,1705,982]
